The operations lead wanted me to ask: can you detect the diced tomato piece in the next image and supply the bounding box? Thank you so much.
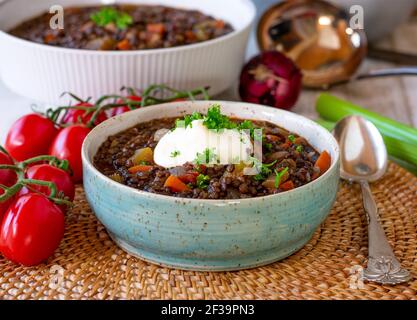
[178,172,199,184]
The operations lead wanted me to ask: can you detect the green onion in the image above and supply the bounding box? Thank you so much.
[316,93,417,146]
[316,118,417,174]
[274,167,289,188]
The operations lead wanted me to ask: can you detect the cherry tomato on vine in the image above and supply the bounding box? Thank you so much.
[126,95,142,102]
[108,106,131,117]
[62,102,108,126]
[5,114,58,161]
[108,96,142,117]
[0,191,13,222]
[49,125,91,183]
[19,164,75,202]
[0,151,17,187]
[0,194,65,266]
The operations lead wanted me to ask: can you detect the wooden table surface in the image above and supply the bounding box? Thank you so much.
[1,17,416,144]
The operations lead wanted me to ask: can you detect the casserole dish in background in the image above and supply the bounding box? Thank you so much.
[82,101,340,271]
[0,0,256,104]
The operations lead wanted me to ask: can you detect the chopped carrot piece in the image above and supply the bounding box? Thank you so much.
[315,151,331,174]
[280,180,294,191]
[215,20,226,29]
[266,134,280,142]
[147,23,165,34]
[164,175,190,193]
[44,34,56,43]
[128,165,153,174]
[117,39,131,50]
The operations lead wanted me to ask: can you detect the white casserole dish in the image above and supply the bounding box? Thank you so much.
[0,0,256,104]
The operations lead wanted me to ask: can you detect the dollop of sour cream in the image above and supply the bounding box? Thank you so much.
[154,120,253,168]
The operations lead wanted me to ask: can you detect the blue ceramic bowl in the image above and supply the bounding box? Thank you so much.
[82,101,340,271]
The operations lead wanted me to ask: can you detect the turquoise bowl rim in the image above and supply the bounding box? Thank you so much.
[82,101,339,205]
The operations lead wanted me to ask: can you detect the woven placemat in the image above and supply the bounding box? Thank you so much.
[0,162,416,300]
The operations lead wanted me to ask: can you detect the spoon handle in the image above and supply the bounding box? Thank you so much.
[360,181,411,285]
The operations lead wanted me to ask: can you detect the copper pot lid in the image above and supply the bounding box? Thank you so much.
[257,0,368,88]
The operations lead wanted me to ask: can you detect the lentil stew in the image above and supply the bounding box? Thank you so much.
[93,108,331,199]
[9,4,234,51]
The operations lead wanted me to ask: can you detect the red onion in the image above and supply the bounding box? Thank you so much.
[239,51,302,110]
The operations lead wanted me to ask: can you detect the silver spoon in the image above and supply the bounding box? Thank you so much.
[333,115,411,285]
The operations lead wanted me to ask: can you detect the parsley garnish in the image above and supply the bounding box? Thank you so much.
[203,104,237,131]
[296,145,303,153]
[173,105,257,134]
[91,7,133,30]
[250,157,277,181]
[196,174,210,189]
[264,142,273,151]
[175,111,203,129]
[274,167,289,188]
[195,148,219,165]
[288,134,296,143]
[170,150,181,158]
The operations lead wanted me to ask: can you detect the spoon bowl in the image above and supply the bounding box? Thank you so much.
[332,115,388,182]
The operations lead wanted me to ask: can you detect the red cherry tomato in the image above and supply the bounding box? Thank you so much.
[108,106,131,117]
[0,190,13,222]
[5,114,58,161]
[49,125,91,183]
[62,103,107,126]
[0,151,17,187]
[0,194,65,266]
[126,95,142,102]
[19,164,75,202]
[108,96,142,117]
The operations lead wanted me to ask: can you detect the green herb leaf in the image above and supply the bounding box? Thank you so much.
[264,142,273,151]
[288,134,295,143]
[274,167,289,188]
[296,145,303,153]
[170,150,181,158]
[251,157,277,181]
[195,148,219,165]
[196,174,210,189]
[175,111,203,129]
[203,104,237,131]
[91,7,133,30]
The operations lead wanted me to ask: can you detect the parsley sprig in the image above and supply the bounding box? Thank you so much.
[91,7,133,30]
[174,104,256,133]
[196,174,210,189]
[251,157,277,181]
[175,112,203,129]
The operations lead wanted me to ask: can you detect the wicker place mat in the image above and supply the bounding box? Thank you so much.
[0,162,416,300]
